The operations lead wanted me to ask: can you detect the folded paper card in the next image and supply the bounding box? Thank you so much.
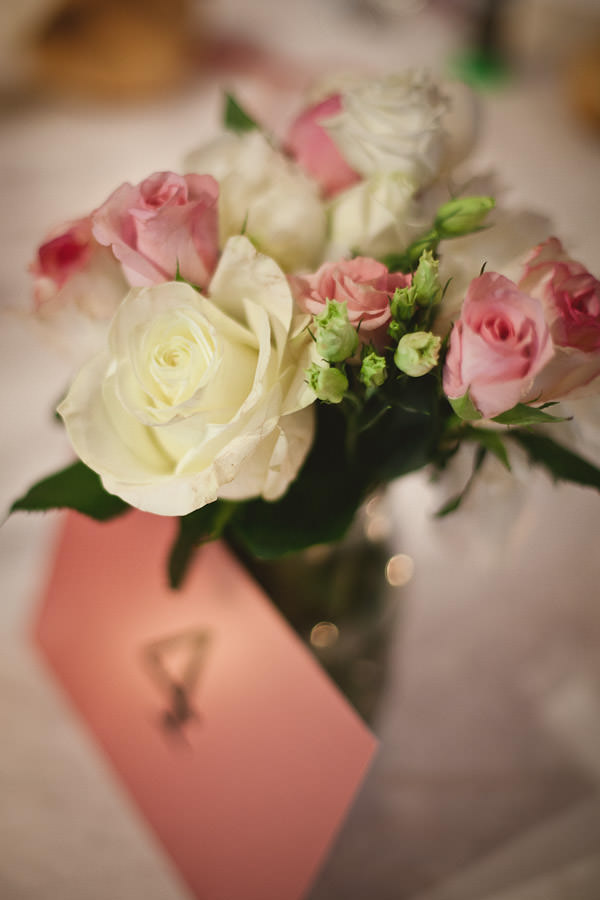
[33,510,377,900]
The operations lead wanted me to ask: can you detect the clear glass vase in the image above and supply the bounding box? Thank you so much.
[236,494,402,724]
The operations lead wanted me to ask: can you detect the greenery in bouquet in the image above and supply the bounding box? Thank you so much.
[12,71,600,588]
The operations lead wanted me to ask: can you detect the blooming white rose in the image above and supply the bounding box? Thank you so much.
[323,71,450,189]
[58,236,318,516]
[184,131,327,273]
[327,172,425,259]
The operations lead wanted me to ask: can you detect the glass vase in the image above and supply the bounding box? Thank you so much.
[235,494,402,724]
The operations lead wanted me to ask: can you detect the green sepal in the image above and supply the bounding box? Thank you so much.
[492,403,569,426]
[10,461,130,521]
[449,391,482,421]
[507,430,600,492]
[168,500,238,589]
[223,92,259,134]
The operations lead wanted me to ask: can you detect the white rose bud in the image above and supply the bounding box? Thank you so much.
[184,131,327,272]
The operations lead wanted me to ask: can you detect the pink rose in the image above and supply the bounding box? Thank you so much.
[443,272,554,418]
[289,257,410,348]
[520,238,600,351]
[518,238,600,400]
[30,216,127,318]
[92,172,219,288]
[284,95,360,198]
[32,217,93,296]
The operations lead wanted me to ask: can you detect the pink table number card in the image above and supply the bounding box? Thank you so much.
[33,510,377,900]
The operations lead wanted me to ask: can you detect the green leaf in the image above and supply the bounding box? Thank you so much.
[229,405,366,558]
[223,92,259,134]
[462,426,511,470]
[169,501,238,589]
[507,430,600,491]
[492,403,569,426]
[356,376,439,484]
[11,461,129,521]
[436,445,487,517]
[222,375,442,560]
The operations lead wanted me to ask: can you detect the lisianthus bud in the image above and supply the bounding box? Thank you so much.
[307,363,349,403]
[435,196,495,238]
[390,285,416,322]
[314,299,359,362]
[412,250,442,305]
[360,352,387,389]
[394,331,441,377]
[388,320,406,342]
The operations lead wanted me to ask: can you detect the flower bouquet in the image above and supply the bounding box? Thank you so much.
[11,71,600,650]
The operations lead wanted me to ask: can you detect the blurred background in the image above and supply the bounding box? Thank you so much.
[1,1,600,899]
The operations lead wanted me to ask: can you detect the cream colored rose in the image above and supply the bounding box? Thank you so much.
[184,131,327,273]
[58,236,318,516]
[323,71,449,188]
[327,172,424,259]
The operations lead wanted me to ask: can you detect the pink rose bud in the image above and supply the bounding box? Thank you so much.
[518,238,600,400]
[520,238,600,351]
[289,257,411,350]
[31,217,93,303]
[30,215,127,318]
[92,172,219,289]
[443,272,553,419]
[284,94,360,198]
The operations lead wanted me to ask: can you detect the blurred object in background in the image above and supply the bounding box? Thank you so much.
[447,0,511,89]
[32,0,197,100]
[502,0,600,132]
[566,36,600,132]
[502,0,600,70]
[0,0,203,101]
[0,0,61,92]
[349,0,431,19]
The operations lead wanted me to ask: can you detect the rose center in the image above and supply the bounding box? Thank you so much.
[140,175,187,210]
[142,310,221,409]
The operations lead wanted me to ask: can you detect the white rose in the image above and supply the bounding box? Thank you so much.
[184,131,327,273]
[323,70,450,189]
[327,172,425,259]
[58,236,318,516]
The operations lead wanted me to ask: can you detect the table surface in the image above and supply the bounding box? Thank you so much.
[1,2,600,899]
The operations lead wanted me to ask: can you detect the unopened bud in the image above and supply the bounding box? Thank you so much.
[388,319,406,342]
[314,299,359,363]
[412,250,442,305]
[390,285,416,322]
[435,196,495,238]
[394,331,441,377]
[307,363,348,404]
[360,352,387,389]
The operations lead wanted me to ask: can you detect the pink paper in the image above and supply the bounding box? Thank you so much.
[33,510,377,900]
